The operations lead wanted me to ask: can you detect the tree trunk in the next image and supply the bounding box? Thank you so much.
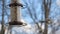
[43,0,51,34]
[1,0,5,34]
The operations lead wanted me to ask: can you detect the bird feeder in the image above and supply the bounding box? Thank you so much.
[6,0,27,34]
[8,0,24,25]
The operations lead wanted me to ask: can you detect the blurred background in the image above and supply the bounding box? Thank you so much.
[0,0,60,34]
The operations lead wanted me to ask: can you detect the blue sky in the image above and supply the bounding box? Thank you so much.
[21,0,44,23]
[21,0,60,23]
